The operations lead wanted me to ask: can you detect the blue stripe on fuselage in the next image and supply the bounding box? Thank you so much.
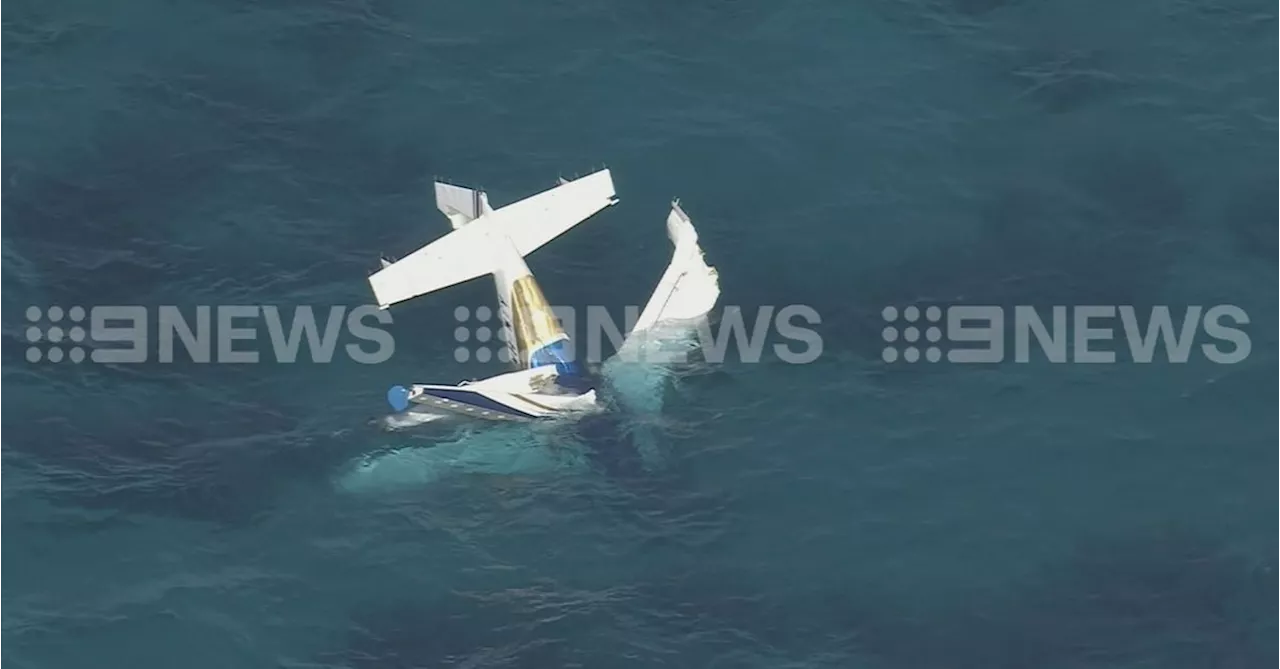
[419,387,539,419]
[529,339,583,377]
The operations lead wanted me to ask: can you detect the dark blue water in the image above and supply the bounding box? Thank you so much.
[3,1,1276,667]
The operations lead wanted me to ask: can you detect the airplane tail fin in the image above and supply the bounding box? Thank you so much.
[369,168,618,309]
[434,181,494,229]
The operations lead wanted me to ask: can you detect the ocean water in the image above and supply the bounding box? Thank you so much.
[3,0,1277,667]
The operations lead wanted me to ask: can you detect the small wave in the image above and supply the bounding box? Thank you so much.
[376,408,450,432]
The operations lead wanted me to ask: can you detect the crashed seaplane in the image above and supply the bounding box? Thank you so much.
[369,168,720,423]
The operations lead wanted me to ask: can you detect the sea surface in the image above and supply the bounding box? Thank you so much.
[3,0,1277,667]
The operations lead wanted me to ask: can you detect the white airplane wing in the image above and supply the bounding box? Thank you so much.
[629,201,720,335]
[484,168,619,257]
[369,168,618,309]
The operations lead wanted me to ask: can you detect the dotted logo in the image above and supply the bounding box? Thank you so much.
[26,306,90,363]
[453,306,513,364]
[881,305,944,363]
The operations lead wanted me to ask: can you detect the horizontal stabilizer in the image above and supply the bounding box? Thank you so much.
[435,181,493,229]
[369,168,618,309]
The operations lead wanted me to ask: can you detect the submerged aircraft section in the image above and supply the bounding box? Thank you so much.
[340,168,721,492]
[371,168,719,425]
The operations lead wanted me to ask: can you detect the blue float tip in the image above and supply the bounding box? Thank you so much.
[386,385,410,412]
